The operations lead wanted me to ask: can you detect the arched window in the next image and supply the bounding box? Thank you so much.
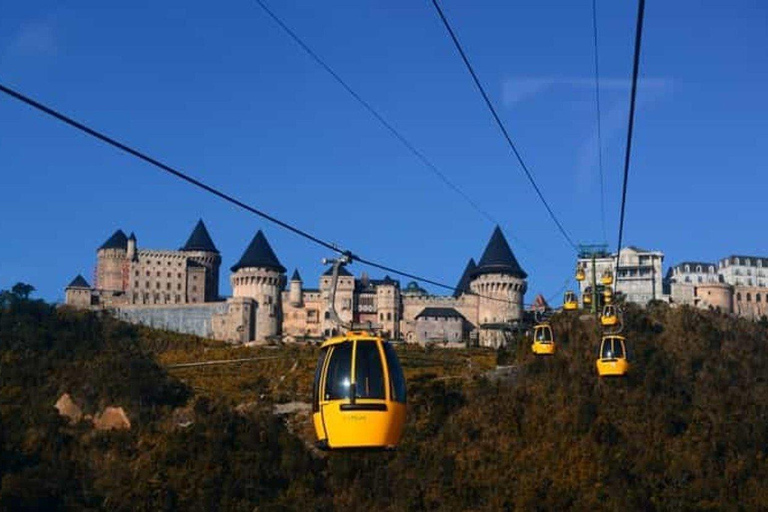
[709,266,715,273]
[696,265,702,273]
[757,293,762,303]
[737,292,742,301]
[685,265,690,272]
[747,293,752,302]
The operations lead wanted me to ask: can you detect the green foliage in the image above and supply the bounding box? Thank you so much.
[2,289,768,510]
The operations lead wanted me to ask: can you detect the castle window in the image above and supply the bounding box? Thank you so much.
[747,293,752,302]
[156,282,161,289]
[178,273,182,279]
[193,275,198,280]
[167,272,171,278]
[156,271,160,277]
[146,271,150,277]
[192,286,197,292]
[737,292,742,301]
[134,271,139,277]
[177,283,182,290]
[145,282,150,288]
[166,283,171,290]
[387,312,392,321]
[325,312,331,320]
[757,293,762,303]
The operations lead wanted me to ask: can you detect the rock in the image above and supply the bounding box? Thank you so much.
[93,406,131,431]
[273,401,311,416]
[54,393,82,423]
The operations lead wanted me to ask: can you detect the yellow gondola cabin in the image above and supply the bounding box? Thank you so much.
[312,331,407,450]
[596,335,629,377]
[601,269,613,286]
[603,287,613,304]
[576,266,585,281]
[601,305,619,327]
[563,290,578,310]
[531,323,555,355]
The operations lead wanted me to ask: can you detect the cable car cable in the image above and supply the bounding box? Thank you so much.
[0,81,523,306]
[428,0,578,251]
[591,0,608,243]
[253,0,511,238]
[614,0,645,278]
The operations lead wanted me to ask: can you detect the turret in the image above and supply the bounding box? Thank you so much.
[127,232,137,261]
[289,269,303,306]
[65,274,93,308]
[469,227,527,347]
[96,229,128,292]
[180,219,221,301]
[231,230,286,342]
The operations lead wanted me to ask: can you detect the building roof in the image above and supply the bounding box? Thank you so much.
[99,229,128,250]
[230,230,286,273]
[722,255,768,267]
[291,269,302,281]
[66,274,91,289]
[673,261,716,272]
[472,227,527,279]
[403,281,428,295]
[322,265,353,277]
[181,220,218,253]
[453,258,476,298]
[415,307,466,321]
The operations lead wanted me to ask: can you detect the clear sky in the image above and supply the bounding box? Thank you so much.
[1,0,767,302]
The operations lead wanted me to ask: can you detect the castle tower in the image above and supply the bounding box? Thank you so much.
[453,258,477,298]
[65,275,93,308]
[96,229,129,292]
[289,269,303,307]
[319,265,355,336]
[376,276,400,338]
[231,230,286,342]
[469,227,527,347]
[126,232,137,261]
[180,219,221,301]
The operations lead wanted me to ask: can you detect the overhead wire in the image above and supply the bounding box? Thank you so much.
[591,0,608,244]
[614,0,646,278]
[252,0,524,244]
[0,82,523,306]
[428,0,578,251]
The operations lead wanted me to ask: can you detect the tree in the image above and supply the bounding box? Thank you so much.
[11,282,35,300]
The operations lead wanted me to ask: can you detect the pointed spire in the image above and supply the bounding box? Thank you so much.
[181,219,218,253]
[99,229,128,250]
[67,275,91,289]
[231,230,286,273]
[291,269,302,282]
[128,232,136,242]
[473,226,527,279]
[453,258,477,298]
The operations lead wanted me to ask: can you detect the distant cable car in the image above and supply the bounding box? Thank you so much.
[531,323,555,355]
[601,305,619,327]
[563,290,578,310]
[603,287,613,304]
[583,287,593,306]
[312,331,407,450]
[596,335,629,377]
[576,266,585,282]
[601,269,614,286]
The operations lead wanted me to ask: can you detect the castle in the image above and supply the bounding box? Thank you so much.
[65,221,528,347]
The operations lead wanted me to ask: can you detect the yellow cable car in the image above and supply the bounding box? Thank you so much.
[576,266,585,281]
[312,331,407,450]
[603,287,613,304]
[601,305,619,327]
[563,290,578,310]
[531,323,555,355]
[596,335,629,377]
[583,287,593,306]
[601,269,614,286]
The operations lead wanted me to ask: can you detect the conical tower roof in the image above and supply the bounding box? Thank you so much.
[66,275,91,289]
[230,230,286,273]
[99,229,128,250]
[181,220,218,253]
[472,226,527,279]
[291,269,302,281]
[453,258,476,298]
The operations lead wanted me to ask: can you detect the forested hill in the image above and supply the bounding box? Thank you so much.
[1,290,768,510]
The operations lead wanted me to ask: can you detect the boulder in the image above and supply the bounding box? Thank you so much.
[93,406,131,431]
[54,393,83,423]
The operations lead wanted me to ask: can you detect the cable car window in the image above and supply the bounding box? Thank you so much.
[383,342,407,403]
[354,340,385,399]
[324,342,353,400]
[312,347,329,412]
[601,340,613,359]
[536,327,551,342]
[613,339,625,359]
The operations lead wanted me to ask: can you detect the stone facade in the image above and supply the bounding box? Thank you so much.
[577,246,664,306]
[66,224,528,346]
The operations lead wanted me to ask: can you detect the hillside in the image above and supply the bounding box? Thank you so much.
[2,292,768,510]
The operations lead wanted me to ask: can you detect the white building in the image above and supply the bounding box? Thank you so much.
[717,255,768,287]
[577,246,664,306]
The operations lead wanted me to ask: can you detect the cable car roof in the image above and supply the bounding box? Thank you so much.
[320,330,382,348]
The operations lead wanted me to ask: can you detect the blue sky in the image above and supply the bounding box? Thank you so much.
[1,0,766,302]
